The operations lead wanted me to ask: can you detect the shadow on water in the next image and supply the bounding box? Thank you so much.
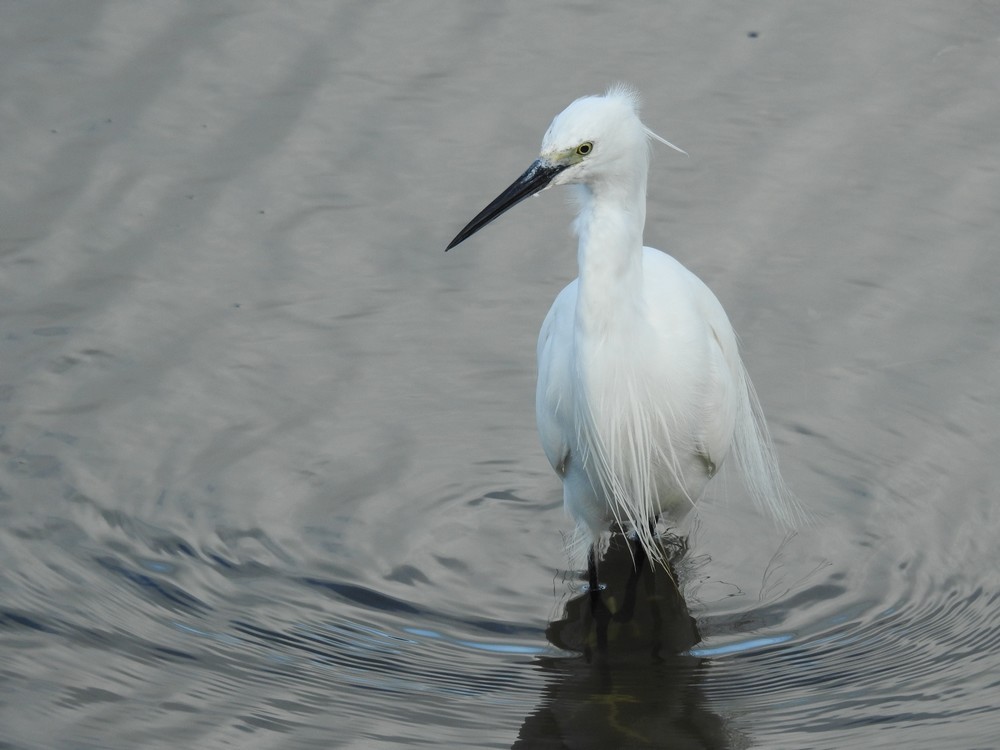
[514,535,738,750]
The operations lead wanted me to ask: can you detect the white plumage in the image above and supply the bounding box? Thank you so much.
[448,85,801,578]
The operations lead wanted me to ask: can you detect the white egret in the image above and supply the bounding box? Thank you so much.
[447,85,801,587]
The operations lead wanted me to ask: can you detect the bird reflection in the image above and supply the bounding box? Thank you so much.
[514,534,737,749]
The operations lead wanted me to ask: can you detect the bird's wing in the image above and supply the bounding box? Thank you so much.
[535,280,578,477]
[641,248,740,471]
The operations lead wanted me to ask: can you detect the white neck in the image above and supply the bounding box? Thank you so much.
[573,174,648,338]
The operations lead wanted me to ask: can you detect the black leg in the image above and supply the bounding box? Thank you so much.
[587,546,599,593]
[629,517,658,572]
[614,518,659,624]
[631,532,648,572]
[585,545,610,655]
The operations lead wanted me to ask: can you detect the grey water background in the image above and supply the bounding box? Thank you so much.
[2,2,999,748]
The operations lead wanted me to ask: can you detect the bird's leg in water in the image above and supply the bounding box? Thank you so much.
[585,546,612,654]
[613,519,658,624]
[587,547,599,593]
[630,517,658,571]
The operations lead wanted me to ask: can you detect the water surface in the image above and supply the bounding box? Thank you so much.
[1,2,999,748]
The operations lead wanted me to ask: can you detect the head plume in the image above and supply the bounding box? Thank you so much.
[604,83,687,157]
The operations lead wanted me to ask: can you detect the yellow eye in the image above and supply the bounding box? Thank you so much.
[576,141,594,156]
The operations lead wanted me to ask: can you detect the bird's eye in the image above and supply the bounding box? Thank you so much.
[576,141,594,156]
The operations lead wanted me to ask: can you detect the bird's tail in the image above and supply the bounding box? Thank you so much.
[732,361,807,529]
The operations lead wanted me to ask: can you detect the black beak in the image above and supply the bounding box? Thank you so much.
[446,159,568,251]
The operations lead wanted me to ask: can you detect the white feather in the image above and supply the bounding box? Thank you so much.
[532,86,801,570]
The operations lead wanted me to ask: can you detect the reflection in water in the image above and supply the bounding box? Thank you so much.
[515,536,738,749]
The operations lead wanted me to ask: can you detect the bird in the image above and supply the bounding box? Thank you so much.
[446,84,801,589]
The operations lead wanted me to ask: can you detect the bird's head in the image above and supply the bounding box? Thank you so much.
[446,84,683,251]
[539,84,651,188]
